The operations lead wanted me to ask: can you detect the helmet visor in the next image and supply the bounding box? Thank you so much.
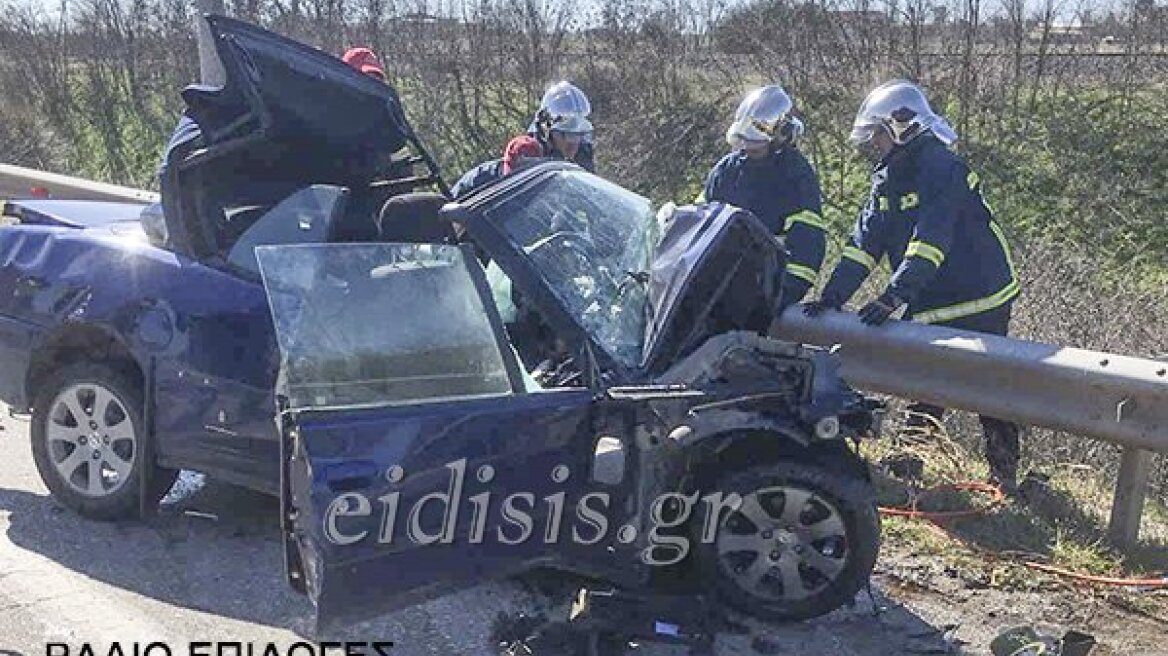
[849,121,879,145]
[550,114,593,136]
[927,117,958,145]
[726,117,772,146]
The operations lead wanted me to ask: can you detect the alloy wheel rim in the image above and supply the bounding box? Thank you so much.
[45,383,136,497]
[716,485,849,602]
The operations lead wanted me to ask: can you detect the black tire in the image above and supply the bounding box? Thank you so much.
[692,460,880,622]
[30,361,177,521]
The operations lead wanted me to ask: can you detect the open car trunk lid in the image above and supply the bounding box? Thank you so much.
[164,16,436,257]
[188,15,412,179]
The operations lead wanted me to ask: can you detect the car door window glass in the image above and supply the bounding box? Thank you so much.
[255,243,517,410]
[226,185,347,275]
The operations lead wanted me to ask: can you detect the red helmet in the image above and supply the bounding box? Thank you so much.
[503,136,544,175]
[341,47,385,81]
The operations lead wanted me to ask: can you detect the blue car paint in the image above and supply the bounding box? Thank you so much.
[286,387,646,625]
[0,218,280,492]
[0,314,38,404]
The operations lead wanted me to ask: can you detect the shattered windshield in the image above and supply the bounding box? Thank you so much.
[255,243,515,411]
[485,170,658,368]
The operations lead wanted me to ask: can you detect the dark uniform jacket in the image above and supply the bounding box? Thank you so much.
[701,147,827,305]
[821,134,1019,325]
[450,159,506,200]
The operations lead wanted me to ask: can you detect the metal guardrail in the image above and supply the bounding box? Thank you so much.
[774,307,1168,546]
[0,163,159,204]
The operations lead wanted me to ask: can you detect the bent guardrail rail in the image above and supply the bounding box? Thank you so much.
[0,163,159,204]
[774,307,1168,547]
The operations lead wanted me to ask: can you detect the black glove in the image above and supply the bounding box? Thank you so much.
[802,296,842,317]
[858,291,907,326]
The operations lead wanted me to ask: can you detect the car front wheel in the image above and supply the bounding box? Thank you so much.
[693,461,880,621]
[30,362,177,520]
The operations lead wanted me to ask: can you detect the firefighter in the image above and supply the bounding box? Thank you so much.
[450,81,595,199]
[805,79,1023,493]
[526,80,595,172]
[700,84,826,311]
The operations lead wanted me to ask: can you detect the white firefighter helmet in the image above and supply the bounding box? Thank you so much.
[849,79,958,146]
[538,81,593,136]
[725,85,800,149]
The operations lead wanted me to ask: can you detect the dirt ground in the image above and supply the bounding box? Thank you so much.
[878,545,1168,655]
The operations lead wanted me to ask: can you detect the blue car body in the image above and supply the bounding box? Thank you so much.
[0,200,282,490]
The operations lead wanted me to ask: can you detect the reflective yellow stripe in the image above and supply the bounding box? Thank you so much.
[783,209,827,232]
[899,192,919,210]
[842,246,877,270]
[989,220,1017,280]
[968,170,995,211]
[913,280,1020,325]
[915,220,1020,325]
[905,240,945,267]
[878,196,890,211]
[786,262,818,284]
[695,191,707,204]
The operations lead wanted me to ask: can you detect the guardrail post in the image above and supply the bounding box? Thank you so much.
[1107,446,1153,548]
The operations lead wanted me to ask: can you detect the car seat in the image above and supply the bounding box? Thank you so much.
[328,187,381,242]
[376,191,456,244]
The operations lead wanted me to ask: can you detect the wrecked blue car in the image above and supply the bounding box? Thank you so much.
[0,16,882,629]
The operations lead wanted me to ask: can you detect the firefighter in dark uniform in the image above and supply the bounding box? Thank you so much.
[805,79,1024,493]
[450,81,595,199]
[700,84,827,311]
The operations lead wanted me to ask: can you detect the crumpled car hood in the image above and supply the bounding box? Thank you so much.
[641,202,786,374]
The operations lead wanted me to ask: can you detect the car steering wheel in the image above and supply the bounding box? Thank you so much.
[526,231,618,302]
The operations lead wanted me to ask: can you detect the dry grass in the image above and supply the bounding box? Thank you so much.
[810,239,1168,593]
[867,405,1168,601]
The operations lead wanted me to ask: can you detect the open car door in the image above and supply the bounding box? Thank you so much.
[256,242,626,631]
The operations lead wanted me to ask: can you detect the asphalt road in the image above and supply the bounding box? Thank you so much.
[0,407,954,656]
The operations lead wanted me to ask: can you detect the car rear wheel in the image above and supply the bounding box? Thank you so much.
[693,461,879,621]
[30,362,177,520]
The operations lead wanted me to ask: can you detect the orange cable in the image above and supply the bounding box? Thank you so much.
[877,481,1005,521]
[878,480,1168,589]
[1020,561,1168,588]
